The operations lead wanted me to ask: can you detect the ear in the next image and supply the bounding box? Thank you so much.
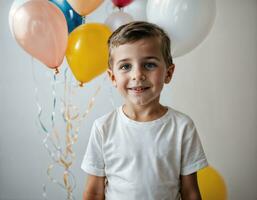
[107,68,117,87]
[165,64,175,84]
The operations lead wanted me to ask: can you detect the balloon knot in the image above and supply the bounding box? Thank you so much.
[82,16,86,24]
[79,82,84,87]
[54,68,59,74]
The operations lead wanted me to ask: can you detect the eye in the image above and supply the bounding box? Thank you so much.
[144,62,157,70]
[119,63,131,71]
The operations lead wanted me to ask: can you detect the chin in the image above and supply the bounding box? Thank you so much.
[129,99,153,106]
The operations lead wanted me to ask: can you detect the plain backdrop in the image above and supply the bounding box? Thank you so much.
[0,0,257,199]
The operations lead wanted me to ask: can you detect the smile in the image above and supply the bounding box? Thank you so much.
[128,86,150,92]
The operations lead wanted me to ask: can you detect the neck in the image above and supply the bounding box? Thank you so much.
[122,102,167,122]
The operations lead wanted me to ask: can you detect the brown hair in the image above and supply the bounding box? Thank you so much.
[107,21,173,68]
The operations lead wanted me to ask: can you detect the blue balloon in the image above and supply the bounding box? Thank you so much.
[49,0,83,33]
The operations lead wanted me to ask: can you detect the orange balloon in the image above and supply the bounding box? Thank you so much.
[67,0,104,16]
[12,1,68,69]
[197,166,227,200]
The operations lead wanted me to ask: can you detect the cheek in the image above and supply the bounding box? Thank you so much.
[152,71,166,84]
[115,74,127,87]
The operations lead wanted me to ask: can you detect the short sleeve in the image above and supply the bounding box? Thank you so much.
[81,122,106,176]
[180,119,208,175]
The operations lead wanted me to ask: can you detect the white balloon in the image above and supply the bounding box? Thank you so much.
[124,0,147,21]
[105,11,133,31]
[147,0,216,57]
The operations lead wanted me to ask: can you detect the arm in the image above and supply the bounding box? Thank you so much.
[180,172,202,200]
[83,175,106,200]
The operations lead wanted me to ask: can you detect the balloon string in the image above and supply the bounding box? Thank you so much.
[42,184,48,200]
[45,73,77,199]
[31,59,60,152]
[31,61,74,199]
[59,66,79,199]
[31,58,49,134]
[48,68,75,199]
[32,63,103,200]
[51,73,57,128]
[80,75,107,121]
[31,58,52,199]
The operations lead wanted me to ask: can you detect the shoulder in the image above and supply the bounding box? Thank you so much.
[168,106,195,127]
[167,107,198,140]
[168,107,200,142]
[93,107,120,132]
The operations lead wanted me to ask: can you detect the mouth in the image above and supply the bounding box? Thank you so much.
[128,86,150,92]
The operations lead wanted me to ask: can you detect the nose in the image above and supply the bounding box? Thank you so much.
[131,66,146,81]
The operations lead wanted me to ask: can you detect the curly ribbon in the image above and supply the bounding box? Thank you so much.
[32,62,74,199]
[32,59,104,199]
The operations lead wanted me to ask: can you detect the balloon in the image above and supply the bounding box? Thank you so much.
[198,166,227,200]
[12,1,68,70]
[67,0,103,16]
[147,0,216,57]
[9,0,42,37]
[112,0,133,8]
[124,0,147,21]
[66,23,111,85]
[105,11,133,31]
[50,0,83,33]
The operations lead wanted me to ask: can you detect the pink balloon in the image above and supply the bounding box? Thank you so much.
[12,1,68,69]
[112,0,133,8]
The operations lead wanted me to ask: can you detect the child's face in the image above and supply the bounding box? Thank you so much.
[107,37,174,107]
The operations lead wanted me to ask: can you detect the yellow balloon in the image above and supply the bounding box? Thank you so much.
[66,23,112,85]
[67,0,103,16]
[197,166,227,200]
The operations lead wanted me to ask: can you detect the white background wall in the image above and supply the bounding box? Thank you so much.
[0,0,257,199]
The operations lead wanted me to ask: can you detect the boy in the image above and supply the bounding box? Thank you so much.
[81,21,208,200]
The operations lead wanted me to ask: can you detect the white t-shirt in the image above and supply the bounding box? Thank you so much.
[81,106,208,200]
